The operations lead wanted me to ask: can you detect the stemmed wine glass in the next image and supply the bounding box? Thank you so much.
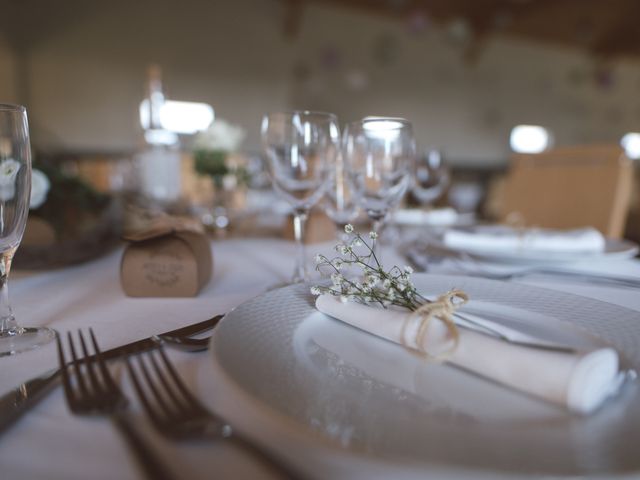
[0,104,55,357]
[261,111,339,282]
[323,151,359,242]
[343,117,415,247]
[412,148,450,206]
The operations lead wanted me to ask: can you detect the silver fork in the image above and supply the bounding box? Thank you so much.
[57,329,175,480]
[126,346,306,480]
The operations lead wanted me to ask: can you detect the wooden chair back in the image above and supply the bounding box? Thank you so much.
[501,145,633,238]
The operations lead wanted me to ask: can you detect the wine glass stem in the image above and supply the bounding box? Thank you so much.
[292,209,309,282]
[0,254,16,335]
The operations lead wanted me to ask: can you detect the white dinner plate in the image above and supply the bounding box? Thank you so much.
[202,274,640,477]
[393,208,475,228]
[433,237,639,265]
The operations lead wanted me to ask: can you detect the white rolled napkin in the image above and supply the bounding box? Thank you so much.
[443,226,606,253]
[315,294,620,414]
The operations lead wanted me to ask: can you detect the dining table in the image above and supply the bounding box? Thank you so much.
[1,235,640,480]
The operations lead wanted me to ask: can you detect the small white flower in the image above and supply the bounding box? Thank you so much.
[397,283,406,292]
[0,159,20,187]
[403,265,414,274]
[364,296,372,303]
[334,260,343,270]
[314,254,324,264]
[351,238,363,248]
[382,279,391,289]
[331,273,344,287]
[362,283,371,293]
[310,286,321,295]
[339,245,350,255]
[340,295,349,303]
[387,290,396,300]
[344,224,354,234]
[369,231,378,240]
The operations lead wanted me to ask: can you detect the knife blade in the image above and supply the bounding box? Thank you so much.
[0,314,224,436]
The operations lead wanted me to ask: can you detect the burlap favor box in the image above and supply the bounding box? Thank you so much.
[120,221,212,297]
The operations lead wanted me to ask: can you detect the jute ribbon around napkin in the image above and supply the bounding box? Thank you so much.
[402,289,468,361]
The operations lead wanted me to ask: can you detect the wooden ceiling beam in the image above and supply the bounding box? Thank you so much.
[283,0,640,60]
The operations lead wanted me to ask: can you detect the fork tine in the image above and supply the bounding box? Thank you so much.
[56,332,77,409]
[89,328,119,393]
[147,350,190,413]
[156,347,207,413]
[78,329,104,398]
[136,354,177,419]
[125,356,166,426]
[67,331,90,400]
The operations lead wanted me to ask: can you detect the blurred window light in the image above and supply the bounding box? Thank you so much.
[362,117,405,140]
[621,132,640,159]
[139,100,214,134]
[509,125,551,153]
[363,118,405,132]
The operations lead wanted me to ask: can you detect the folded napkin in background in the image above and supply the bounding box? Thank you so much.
[316,295,620,414]
[443,226,606,253]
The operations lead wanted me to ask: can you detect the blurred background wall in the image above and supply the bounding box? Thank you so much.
[0,0,639,166]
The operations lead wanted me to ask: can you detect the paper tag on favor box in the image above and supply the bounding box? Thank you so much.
[120,217,212,297]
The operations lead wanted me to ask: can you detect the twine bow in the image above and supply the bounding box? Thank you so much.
[403,289,469,361]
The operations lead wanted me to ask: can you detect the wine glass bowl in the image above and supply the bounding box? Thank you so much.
[262,111,339,281]
[344,117,415,233]
[412,148,450,206]
[0,104,55,357]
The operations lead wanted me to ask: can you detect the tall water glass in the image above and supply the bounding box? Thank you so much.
[262,111,339,282]
[344,117,414,245]
[0,104,55,357]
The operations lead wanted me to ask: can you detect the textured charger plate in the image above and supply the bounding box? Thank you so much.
[203,274,640,477]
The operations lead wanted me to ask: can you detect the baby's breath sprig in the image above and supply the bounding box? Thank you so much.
[311,224,428,311]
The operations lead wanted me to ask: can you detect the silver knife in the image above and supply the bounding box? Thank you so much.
[454,311,577,353]
[0,314,223,435]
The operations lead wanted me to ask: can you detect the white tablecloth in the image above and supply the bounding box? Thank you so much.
[1,238,639,480]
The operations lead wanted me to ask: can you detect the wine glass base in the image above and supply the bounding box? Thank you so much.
[0,326,56,357]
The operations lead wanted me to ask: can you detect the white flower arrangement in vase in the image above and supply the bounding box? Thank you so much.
[193,119,247,188]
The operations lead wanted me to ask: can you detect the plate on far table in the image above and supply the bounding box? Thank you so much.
[202,274,640,477]
[393,208,475,228]
[431,237,639,265]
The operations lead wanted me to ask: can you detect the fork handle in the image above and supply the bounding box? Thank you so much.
[112,414,176,480]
